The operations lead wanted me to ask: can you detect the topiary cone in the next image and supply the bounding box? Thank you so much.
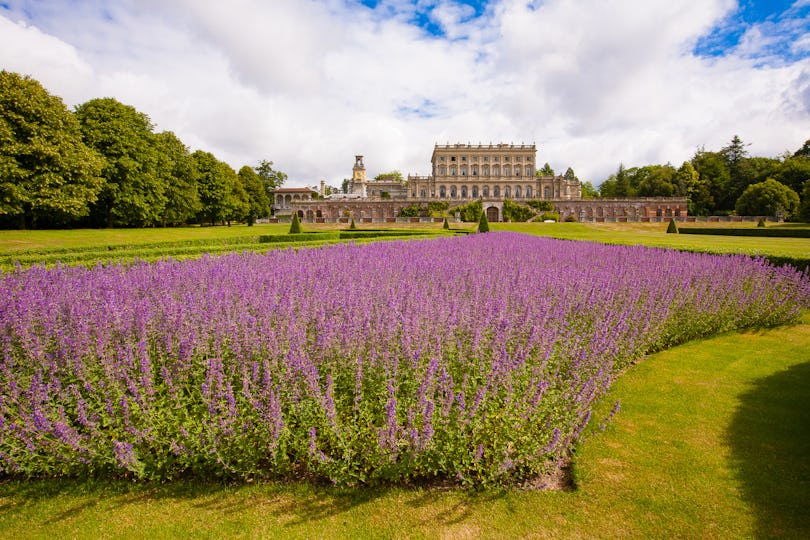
[478,209,490,233]
[289,212,302,234]
[666,218,678,234]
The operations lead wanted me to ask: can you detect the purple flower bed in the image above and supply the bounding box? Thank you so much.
[1,233,808,486]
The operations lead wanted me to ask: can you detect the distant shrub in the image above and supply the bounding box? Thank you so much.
[349,218,356,230]
[503,199,536,222]
[757,217,766,228]
[527,200,554,212]
[478,209,490,233]
[443,217,449,229]
[289,213,302,234]
[666,218,678,234]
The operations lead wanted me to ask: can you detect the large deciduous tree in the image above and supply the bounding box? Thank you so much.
[154,131,200,226]
[75,98,164,227]
[0,70,104,229]
[735,178,799,218]
[238,165,270,225]
[193,151,248,225]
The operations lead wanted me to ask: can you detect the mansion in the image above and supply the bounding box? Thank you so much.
[271,143,688,223]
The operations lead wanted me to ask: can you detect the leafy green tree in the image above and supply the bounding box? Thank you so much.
[563,167,577,181]
[255,159,286,198]
[537,162,555,176]
[691,149,730,212]
[799,180,810,222]
[600,164,634,197]
[773,156,810,195]
[238,165,270,225]
[793,139,810,158]
[674,161,699,197]
[153,131,200,226]
[579,181,598,199]
[735,178,799,218]
[75,98,164,227]
[374,170,404,182]
[636,165,676,197]
[341,178,351,194]
[192,151,245,226]
[0,71,104,228]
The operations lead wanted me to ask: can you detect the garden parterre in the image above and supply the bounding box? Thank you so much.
[1,233,808,487]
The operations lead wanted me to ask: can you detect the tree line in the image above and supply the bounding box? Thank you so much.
[1,70,286,229]
[594,135,810,220]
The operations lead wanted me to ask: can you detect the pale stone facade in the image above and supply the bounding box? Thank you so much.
[408,143,581,201]
[272,142,688,222]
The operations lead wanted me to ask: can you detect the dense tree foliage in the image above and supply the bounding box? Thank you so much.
[735,178,800,218]
[0,72,286,229]
[0,71,104,229]
[537,162,555,176]
[76,98,165,227]
[597,136,810,219]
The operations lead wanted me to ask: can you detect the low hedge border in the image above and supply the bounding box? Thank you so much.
[679,227,810,238]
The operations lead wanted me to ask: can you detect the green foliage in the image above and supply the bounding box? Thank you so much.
[678,227,810,238]
[154,131,200,226]
[255,160,286,193]
[192,151,247,226]
[537,162,555,176]
[477,209,490,232]
[540,212,560,222]
[666,218,678,234]
[0,70,104,228]
[349,217,356,229]
[580,181,599,199]
[289,212,302,234]
[374,170,404,182]
[398,205,422,217]
[75,97,165,227]
[238,165,270,225]
[427,201,449,216]
[526,200,554,212]
[452,200,482,222]
[735,178,800,218]
[757,217,766,228]
[800,180,810,223]
[502,199,536,222]
[443,216,449,229]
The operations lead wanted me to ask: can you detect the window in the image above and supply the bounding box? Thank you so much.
[451,156,456,162]
[461,166,467,176]
[472,186,479,197]
[450,186,457,197]
[483,156,489,162]
[504,186,511,198]
[504,156,510,162]
[461,186,468,197]
[515,156,521,162]
[440,156,445,161]
[525,165,532,176]
[525,186,532,198]
[439,166,446,175]
[515,186,521,198]
[451,167,457,176]
[493,186,500,197]
[440,186,446,197]
[482,186,489,197]
[420,189,426,197]
[461,156,467,162]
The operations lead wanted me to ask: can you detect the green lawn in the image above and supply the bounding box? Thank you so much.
[1,222,808,538]
[1,317,807,538]
[493,222,810,259]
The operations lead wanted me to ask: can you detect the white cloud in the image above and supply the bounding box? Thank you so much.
[1,0,808,187]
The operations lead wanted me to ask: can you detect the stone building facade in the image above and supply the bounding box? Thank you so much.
[273,143,688,222]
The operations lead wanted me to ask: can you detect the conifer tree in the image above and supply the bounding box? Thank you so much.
[478,209,490,233]
[289,211,302,234]
[666,218,678,234]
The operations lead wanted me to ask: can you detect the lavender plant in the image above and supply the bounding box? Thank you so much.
[1,233,807,487]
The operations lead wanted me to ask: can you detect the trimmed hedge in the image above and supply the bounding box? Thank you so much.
[678,227,810,238]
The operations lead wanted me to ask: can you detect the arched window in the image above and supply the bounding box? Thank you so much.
[440,186,446,197]
[493,186,500,197]
[525,186,532,198]
[472,186,479,197]
[461,186,468,197]
[420,189,426,198]
[504,186,511,198]
[450,186,457,197]
[482,186,489,197]
[514,186,521,198]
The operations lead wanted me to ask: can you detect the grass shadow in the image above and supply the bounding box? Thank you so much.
[726,360,810,538]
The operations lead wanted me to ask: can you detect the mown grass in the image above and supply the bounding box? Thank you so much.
[493,221,810,259]
[1,221,808,538]
[1,316,807,538]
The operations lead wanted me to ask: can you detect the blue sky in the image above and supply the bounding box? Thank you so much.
[1,0,808,186]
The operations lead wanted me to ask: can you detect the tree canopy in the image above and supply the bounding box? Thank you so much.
[0,70,104,229]
[735,178,800,218]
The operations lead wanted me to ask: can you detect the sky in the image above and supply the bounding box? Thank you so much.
[1,0,809,188]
